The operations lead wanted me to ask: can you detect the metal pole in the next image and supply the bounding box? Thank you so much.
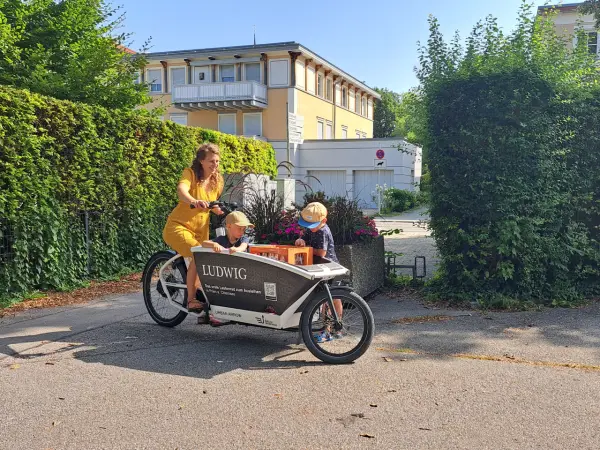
[84,211,90,275]
[286,101,290,178]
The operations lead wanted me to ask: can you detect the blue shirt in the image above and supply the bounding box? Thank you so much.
[303,224,338,263]
[212,234,249,250]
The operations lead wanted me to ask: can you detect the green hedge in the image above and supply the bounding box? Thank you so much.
[0,85,277,302]
[427,70,599,305]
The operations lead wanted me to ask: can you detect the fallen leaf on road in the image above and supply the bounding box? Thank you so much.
[360,433,375,439]
[52,421,60,427]
[58,397,65,400]
[300,370,309,374]
[9,364,20,370]
[419,427,432,431]
[178,404,184,410]
[99,427,107,430]
[369,404,377,408]
[383,357,392,362]
[45,362,55,365]
[387,389,397,393]
[202,390,207,394]
[274,393,283,399]
[351,413,366,418]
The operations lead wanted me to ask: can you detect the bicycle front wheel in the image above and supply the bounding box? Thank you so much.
[300,289,374,364]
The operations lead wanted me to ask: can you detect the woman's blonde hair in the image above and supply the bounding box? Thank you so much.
[191,143,224,193]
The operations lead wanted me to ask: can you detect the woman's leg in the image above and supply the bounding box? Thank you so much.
[186,258,203,312]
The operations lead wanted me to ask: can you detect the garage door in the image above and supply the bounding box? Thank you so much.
[307,170,348,198]
[353,170,394,209]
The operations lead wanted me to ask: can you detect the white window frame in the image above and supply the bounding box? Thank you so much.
[243,112,262,136]
[317,119,324,140]
[218,113,237,135]
[220,64,235,83]
[244,62,261,83]
[362,98,367,116]
[341,126,348,139]
[341,86,348,108]
[269,58,290,87]
[169,66,187,92]
[169,113,188,126]
[133,71,141,85]
[326,78,333,101]
[325,121,333,139]
[317,73,324,98]
[146,68,163,93]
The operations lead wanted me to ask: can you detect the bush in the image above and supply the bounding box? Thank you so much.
[418,5,600,305]
[0,85,277,302]
[247,191,379,247]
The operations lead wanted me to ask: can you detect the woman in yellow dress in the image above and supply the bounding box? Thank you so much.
[162,143,224,312]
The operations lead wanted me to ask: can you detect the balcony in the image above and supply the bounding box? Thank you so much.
[172,81,268,110]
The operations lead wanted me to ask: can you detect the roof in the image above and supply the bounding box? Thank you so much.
[118,44,136,55]
[537,2,582,11]
[141,41,380,99]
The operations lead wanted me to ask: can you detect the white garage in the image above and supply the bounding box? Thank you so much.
[306,170,348,198]
[353,169,394,209]
[270,138,422,211]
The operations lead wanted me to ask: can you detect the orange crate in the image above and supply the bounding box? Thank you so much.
[249,245,313,265]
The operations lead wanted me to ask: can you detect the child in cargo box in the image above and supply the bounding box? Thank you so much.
[294,202,343,342]
[201,211,253,253]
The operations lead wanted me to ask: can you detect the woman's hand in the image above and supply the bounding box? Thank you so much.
[191,199,210,210]
[295,239,306,247]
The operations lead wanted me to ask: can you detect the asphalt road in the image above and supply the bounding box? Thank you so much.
[1,291,600,450]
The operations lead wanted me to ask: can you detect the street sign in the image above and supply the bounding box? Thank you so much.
[376,149,385,159]
[374,159,387,169]
[288,113,304,144]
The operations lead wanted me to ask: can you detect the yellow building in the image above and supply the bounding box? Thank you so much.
[539,2,596,49]
[138,42,380,141]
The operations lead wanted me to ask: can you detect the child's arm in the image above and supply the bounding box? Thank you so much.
[202,239,225,253]
[229,241,248,254]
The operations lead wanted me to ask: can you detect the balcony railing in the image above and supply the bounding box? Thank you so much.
[172,81,267,106]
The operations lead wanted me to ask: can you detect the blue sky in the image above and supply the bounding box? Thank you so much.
[118,0,551,93]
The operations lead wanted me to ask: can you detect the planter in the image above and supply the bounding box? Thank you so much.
[337,235,385,297]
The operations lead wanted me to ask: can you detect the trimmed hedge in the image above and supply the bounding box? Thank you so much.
[427,70,600,305]
[0,86,277,301]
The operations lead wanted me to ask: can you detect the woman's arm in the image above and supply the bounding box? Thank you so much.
[177,182,209,209]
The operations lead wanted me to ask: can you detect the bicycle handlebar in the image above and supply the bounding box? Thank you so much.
[189,200,238,216]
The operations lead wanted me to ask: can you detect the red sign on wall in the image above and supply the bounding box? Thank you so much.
[376,149,385,160]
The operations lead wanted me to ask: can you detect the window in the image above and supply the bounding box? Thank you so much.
[355,93,361,113]
[269,59,289,87]
[218,114,236,135]
[326,78,333,101]
[147,68,162,92]
[220,64,235,82]
[245,63,261,83]
[362,98,367,116]
[133,71,141,85]
[169,113,188,126]
[317,74,323,97]
[243,113,262,136]
[341,126,348,139]
[170,67,186,90]
[341,87,348,108]
[326,122,332,139]
[588,32,598,55]
[317,120,324,140]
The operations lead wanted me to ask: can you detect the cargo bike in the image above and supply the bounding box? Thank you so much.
[142,201,375,364]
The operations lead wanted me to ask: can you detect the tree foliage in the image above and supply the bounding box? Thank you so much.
[0,0,149,109]
[418,1,600,306]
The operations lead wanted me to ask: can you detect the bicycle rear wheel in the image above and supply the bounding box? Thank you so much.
[142,251,189,327]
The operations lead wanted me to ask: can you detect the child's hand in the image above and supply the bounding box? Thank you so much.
[295,239,306,247]
[212,243,225,253]
[229,246,239,254]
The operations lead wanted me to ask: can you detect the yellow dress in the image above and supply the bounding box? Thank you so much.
[162,167,221,257]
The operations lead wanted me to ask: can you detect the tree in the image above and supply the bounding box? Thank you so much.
[373,88,401,138]
[0,0,149,109]
[580,1,600,28]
